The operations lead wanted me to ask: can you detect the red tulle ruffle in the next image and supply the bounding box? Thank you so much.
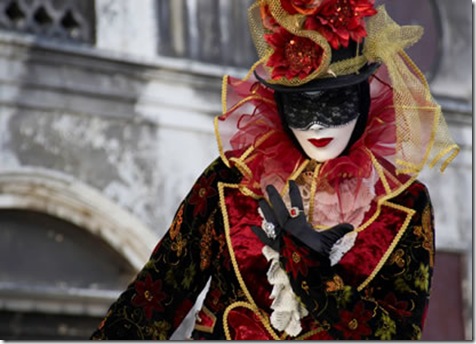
[217,72,397,198]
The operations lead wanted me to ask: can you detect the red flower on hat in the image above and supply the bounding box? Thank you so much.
[305,0,377,49]
[260,5,280,31]
[264,27,324,80]
[280,0,324,15]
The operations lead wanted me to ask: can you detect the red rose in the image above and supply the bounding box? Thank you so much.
[264,27,324,80]
[304,0,377,49]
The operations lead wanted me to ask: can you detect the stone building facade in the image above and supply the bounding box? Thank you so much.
[0,0,471,340]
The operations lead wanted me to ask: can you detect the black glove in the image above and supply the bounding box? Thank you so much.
[251,195,285,252]
[252,180,353,256]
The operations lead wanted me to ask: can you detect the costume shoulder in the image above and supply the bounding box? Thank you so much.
[389,179,433,215]
[90,156,240,340]
[275,178,436,340]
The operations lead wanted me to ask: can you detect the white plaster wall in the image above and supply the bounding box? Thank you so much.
[0,167,157,270]
[0,34,223,241]
[419,120,472,252]
[0,0,472,338]
[95,0,158,58]
[430,0,472,101]
[0,34,221,339]
[134,77,220,233]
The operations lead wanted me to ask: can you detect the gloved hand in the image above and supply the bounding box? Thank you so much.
[252,180,353,257]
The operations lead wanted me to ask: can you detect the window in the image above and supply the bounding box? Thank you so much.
[157,0,258,68]
[0,0,96,44]
[0,209,136,339]
[156,0,443,75]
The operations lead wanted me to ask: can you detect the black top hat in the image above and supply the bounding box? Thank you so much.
[254,41,380,92]
[248,0,380,92]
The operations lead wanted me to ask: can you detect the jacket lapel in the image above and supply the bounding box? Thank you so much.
[337,200,415,291]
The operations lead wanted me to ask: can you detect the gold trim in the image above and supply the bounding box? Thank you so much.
[279,159,311,198]
[393,51,441,177]
[382,166,403,187]
[429,144,460,172]
[217,167,421,339]
[238,184,262,200]
[288,159,311,182]
[193,305,217,334]
[308,161,321,224]
[221,75,229,115]
[215,75,276,170]
[396,159,423,175]
[243,56,268,82]
[261,0,333,86]
[219,180,339,340]
[368,149,392,195]
[357,201,415,291]
[223,301,281,340]
[355,151,419,234]
[230,157,253,180]
[214,115,230,168]
[295,323,330,340]
[218,182,280,340]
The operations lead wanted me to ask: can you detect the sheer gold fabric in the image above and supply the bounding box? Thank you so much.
[246,2,459,175]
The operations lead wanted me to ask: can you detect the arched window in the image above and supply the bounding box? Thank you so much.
[0,209,136,339]
[0,169,158,339]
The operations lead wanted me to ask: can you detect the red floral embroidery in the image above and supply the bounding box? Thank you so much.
[189,173,217,217]
[381,292,412,317]
[304,0,377,49]
[281,236,319,280]
[334,301,373,339]
[132,274,167,319]
[265,27,324,80]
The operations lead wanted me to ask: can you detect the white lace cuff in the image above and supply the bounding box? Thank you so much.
[329,231,358,266]
[262,245,309,337]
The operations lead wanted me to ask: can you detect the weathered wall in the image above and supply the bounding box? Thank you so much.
[0,0,471,340]
[0,36,223,237]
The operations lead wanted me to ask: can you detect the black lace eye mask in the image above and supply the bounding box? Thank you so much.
[280,85,360,129]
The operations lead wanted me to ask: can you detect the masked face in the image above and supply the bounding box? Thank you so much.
[280,85,360,162]
[290,119,358,162]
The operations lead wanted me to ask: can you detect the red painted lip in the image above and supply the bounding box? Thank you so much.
[308,138,333,148]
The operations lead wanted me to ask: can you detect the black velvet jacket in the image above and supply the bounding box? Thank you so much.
[90,155,434,340]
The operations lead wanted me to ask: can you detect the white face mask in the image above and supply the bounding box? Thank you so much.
[290,118,358,162]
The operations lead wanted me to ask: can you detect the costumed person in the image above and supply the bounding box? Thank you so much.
[91,0,459,340]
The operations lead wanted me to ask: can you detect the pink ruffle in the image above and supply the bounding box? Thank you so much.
[216,70,401,228]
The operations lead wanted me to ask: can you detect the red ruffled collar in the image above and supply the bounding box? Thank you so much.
[215,72,415,229]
